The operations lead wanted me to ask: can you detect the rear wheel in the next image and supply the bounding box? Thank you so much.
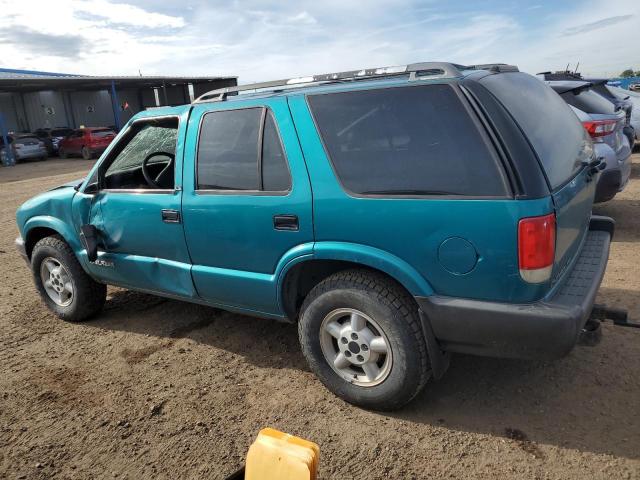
[31,235,106,322]
[81,146,92,160]
[298,269,431,410]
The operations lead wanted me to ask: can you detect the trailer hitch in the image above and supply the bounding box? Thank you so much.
[590,304,638,328]
[579,304,637,347]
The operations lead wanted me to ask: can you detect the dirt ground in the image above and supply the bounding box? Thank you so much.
[1,154,639,480]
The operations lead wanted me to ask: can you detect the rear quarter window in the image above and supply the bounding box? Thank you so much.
[479,73,592,190]
[307,84,508,197]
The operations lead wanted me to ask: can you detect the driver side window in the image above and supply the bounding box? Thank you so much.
[103,117,178,190]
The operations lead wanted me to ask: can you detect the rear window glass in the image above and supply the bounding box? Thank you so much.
[91,129,116,138]
[480,73,592,190]
[197,108,291,192]
[14,136,39,144]
[197,108,262,190]
[560,88,617,115]
[307,84,506,196]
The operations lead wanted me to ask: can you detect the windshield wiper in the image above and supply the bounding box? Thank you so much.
[360,189,459,196]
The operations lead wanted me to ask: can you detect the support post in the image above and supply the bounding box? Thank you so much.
[0,113,15,166]
[110,80,121,131]
[162,80,169,106]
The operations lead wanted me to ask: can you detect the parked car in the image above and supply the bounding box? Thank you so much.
[547,80,632,202]
[629,83,640,92]
[16,62,614,410]
[34,128,74,155]
[58,127,116,160]
[539,72,635,147]
[1,134,47,163]
[608,86,640,145]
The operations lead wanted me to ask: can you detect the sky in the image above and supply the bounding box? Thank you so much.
[0,0,638,82]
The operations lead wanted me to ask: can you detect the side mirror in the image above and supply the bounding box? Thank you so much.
[83,182,99,194]
[80,225,98,262]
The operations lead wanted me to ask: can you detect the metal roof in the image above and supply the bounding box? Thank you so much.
[0,68,237,92]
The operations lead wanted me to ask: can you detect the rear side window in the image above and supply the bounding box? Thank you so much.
[480,73,592,190]
[560,88,617,115]
[197,108,291,192]
[307,84,507,196]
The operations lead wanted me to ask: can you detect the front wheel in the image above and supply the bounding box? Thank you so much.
[31,235,106,322]
[298,269,431,411]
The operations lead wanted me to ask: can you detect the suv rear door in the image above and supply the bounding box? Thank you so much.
[478,72,596,282]
[181,97,313,315]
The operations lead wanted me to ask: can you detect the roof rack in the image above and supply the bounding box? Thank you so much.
[192,62,466,103]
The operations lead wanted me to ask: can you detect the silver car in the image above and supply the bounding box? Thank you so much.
[608,86,640,145]
[0,134,48,164]
[549,80,631,202]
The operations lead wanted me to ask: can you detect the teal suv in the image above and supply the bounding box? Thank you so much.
[16,63,614,410]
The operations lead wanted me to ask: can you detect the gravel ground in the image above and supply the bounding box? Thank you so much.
[1,154,639,480]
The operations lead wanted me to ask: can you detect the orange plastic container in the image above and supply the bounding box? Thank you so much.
[244,428,320,480]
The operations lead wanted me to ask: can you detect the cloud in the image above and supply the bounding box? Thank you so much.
[563,14,634,35]
[0,0,638,79]
[0,26,83,58]
[285,12,317,25]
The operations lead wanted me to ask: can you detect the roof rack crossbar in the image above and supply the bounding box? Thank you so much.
[192,62,465,104]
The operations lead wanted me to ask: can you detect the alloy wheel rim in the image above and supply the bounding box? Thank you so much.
[40,257,74,307]
[319,308,393,387]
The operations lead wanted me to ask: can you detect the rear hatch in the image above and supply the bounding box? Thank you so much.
[587,111,629,159]
[89,129,116,147]
[14,136,42,153]
[478,73,596,284]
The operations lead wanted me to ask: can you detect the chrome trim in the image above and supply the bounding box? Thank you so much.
[100,188,178,195]
[195,189,290,197]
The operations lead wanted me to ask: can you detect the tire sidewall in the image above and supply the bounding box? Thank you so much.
[299,287,424,410]
[32,241,81,320]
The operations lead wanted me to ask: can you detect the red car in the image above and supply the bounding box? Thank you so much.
[58,127,116,160]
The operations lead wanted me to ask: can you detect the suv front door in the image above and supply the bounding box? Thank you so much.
[181,98,313,316]
[80,113,195,298]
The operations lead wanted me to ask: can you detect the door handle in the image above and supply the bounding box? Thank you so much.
[161,209,181,223]
[273,214,299,231]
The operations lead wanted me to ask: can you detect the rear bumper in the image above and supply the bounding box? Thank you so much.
[15,149,47,160]
[417,216,613,360]
[595,168,622,203]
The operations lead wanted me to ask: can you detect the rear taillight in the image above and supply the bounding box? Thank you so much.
[582,119,617,138]
[518,213,556,283]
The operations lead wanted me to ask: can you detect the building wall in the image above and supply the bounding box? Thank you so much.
[22,90,69,130]
[113,88,142,125]
[0,93,20,131]
[70,90,114,127]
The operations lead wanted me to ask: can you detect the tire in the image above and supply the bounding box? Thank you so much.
[31,235,106,322]
[58,148,67,159]
[298,269,431,411]
[81,146,92,160]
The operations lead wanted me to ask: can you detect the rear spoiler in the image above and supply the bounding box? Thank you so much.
[466,63,519,73]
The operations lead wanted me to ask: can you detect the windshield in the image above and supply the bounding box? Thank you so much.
[51,128,73,137]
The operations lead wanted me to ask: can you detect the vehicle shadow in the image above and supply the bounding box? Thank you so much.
[593,198,640,242]
[86,286,640,460]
